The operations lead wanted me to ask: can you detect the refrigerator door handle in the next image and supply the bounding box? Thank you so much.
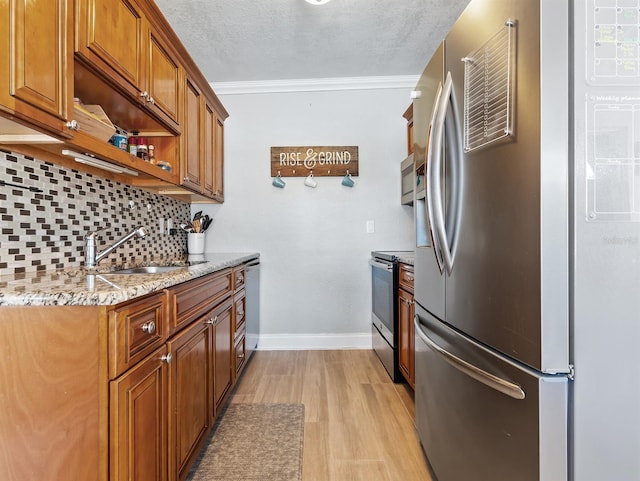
[431,73,453,274]
[414,316,526,400]
[432,72,463,275]
[443,71,463,272]
[425,82,446,272]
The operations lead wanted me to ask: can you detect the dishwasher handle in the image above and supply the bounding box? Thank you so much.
[369,259,393,271]
[414,316,525,400]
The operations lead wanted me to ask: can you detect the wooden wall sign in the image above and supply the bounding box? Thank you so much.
[271,146,359,177]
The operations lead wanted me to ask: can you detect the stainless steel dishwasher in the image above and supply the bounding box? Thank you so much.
[244,259,260,360]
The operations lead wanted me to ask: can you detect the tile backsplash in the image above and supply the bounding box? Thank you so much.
[0,150,191,275]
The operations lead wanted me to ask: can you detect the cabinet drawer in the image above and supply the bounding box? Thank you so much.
[234,289,246,336]
[168,270,232,335]
[233,265,245,292]
[109,292,167,379]
[399,264,415,293]
[234,332,246,378]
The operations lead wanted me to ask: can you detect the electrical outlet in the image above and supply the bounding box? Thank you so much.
[158,218,165,234]
[366,220,375,233]
[166,218,173,235]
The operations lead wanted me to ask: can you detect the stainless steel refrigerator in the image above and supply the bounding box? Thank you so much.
[413,1,640,480]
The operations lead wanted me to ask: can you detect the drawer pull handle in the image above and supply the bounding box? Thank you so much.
[161,352,173,364]
[406,275,414,281]
[237,353,245,359]
[237,275,244,284]
[206,315,218,325]
[142,321,156,334]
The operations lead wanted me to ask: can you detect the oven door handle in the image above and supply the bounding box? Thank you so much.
[369,259,393,271]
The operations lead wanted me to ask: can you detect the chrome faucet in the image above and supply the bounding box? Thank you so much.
[84,226,148,268]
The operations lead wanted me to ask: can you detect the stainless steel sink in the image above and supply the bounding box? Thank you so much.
[109,265,185,274]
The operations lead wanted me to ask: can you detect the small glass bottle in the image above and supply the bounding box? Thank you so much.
[137,136,148,161]
[148,144,156,165]
[128,132,138,157]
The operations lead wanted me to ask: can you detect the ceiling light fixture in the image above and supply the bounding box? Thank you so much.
[61,149,139,176]
[305,0,331,5]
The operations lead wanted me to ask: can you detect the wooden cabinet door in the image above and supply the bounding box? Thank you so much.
[202,100,224,201]
[110,345,168,481]
[212,301,233,413]
[1,0,73,136]
[181,76,203,192]
[214,115,225,201]
[203,101,215,198]
[398,288,415,388]
[167,319,210,481]
[408,292,415,386]
[146,30,180,128]
[75,0,146,96]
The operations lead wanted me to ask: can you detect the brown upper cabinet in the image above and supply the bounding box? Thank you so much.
[0,0,228,203]
[181,74,225,201]
[204,100,225,201]
[403,103,414,156]
[214,113,225,202]
[75,0,181,132]
[182,75,203,192]
[0,0,74,138]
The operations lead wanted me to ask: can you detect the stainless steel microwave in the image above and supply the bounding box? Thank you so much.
[401,153,414,205]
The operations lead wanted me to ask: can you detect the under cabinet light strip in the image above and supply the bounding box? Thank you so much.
[61,149,139,176]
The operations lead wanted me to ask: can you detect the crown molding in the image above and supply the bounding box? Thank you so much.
[210,75,420,95]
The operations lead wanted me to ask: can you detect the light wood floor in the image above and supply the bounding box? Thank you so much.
[230,350,433,481]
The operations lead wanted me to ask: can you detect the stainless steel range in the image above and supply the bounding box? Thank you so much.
[369,251,412,382]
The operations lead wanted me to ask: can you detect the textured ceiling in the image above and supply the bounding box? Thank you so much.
[154,0,470,83]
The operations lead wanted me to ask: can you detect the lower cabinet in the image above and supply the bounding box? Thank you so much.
[109,265,248,481]
[233,287,247,379]
[167,318,211,481]
[0,262,255,481]
[398,264,415,388]
[212,299,233,412]
[398,287,415,388]
[110,345,169,481]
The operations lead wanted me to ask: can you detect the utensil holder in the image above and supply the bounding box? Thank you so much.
[187,232,205,254]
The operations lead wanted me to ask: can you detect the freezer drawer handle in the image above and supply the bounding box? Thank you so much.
[414,317,525,400]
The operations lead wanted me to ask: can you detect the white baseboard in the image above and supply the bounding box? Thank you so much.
[256,333,372,350]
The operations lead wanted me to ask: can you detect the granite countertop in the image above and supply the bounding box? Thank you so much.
[0,252,259,307]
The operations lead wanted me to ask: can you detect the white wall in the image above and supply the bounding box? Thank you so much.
[195,82,414,349]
